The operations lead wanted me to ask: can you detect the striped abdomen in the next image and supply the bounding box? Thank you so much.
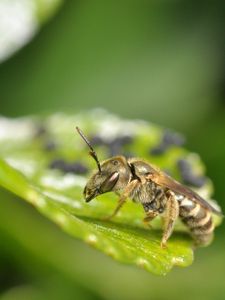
[178,196,214,246]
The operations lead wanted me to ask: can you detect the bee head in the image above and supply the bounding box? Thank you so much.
[84,156,131,202]
[76,127,131,202]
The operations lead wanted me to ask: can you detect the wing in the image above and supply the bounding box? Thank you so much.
[148,168,222,216]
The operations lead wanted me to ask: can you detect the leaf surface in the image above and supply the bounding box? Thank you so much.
[0,111,221,275]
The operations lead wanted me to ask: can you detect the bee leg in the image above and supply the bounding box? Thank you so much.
[102,179,139,221]
[143,211,158,228]
[161,191,179,249]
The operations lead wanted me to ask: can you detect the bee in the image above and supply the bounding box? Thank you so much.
[76,127,222,248]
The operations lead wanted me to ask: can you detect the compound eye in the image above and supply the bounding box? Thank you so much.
[100,171,119,193]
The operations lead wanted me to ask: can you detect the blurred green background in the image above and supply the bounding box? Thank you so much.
[0,1,225,299]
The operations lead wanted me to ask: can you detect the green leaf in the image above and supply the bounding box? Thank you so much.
[0,111,221,275]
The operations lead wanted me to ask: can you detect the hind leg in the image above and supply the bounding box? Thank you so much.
[161,191,179,248]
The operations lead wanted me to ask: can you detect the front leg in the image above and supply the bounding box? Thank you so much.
[161,190,179,248]
[103,179,139,221]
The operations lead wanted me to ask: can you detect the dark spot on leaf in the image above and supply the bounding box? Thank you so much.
[177,159,206,188]
[150,130,185,156]
[89,135,105,146]
[113,135,134,146]
[64,162,89,175]
[90,134,134,157]
[49,159,67,170]
[177,159,192,173]
[34,124,57,152]
[49,159,88,175]
[43,140,57,152]
[163,130,185,146]
[108,135,134,156]
[150,145,167,155]
[182,174,206,188]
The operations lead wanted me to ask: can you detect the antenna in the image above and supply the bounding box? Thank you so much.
[76,126,102,173]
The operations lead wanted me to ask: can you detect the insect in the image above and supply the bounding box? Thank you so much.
[76,127,222,248]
